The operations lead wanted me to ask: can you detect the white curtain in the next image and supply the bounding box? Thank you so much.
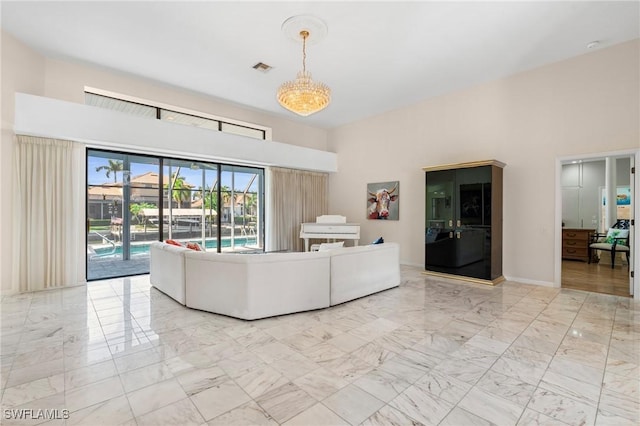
[13,136,85,292]
[266,167,328,252]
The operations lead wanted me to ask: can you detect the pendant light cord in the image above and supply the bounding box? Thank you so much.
[301,30,309,73]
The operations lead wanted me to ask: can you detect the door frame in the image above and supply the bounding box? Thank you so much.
[555,149,639,299]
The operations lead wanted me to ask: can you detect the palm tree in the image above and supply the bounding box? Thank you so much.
[193,186,204,203]
[129,202,155,232]
[164,172,190,208]
[244,193,257,216]
[95,159,123,183]
[220,185,232,223]
[192,184,231,213]
[220,185,231,205]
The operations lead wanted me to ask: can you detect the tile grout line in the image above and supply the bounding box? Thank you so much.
[511,288,590,425]
[440,283,540,425]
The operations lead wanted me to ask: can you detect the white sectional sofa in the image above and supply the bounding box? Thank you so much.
[184,251,331,320]
[149,241,400,320]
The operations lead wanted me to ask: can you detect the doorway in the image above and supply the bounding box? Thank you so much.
[558,153,635,297]
[87,151,161,280]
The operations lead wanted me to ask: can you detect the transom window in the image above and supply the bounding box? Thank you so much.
[85,90,270,140]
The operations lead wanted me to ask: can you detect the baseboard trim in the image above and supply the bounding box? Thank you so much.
[504,276,558,288]
[1,281,87,296]
[400,261,423,268]
[423,270,504,286]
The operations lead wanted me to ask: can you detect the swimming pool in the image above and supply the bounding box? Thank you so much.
[92,237,258,256]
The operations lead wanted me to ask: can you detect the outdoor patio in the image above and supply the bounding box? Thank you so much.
[88,257,150,280]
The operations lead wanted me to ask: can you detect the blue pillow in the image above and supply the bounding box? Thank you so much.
[371,237,384,245]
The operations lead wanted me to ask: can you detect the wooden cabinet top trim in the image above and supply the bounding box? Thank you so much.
[422,159,506,172]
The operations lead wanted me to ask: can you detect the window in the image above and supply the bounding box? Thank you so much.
[85,90,269,140]
[220,122,266,140]
[85,93,156,119]
[160,109,219,130]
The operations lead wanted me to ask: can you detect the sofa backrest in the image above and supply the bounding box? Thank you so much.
[183,249,331,264]
[328,242,400,306]
[152,241,190,254]
[327,242,399,257]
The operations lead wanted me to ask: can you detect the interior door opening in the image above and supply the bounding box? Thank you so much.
[559,155,634,297]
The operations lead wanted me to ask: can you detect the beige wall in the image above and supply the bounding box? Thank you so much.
[327,39,640,284]
[1,32,46,292]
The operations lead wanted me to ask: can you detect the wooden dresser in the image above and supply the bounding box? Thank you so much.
[562,228,594,262]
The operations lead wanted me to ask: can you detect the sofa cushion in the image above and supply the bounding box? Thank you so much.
[591,242,629,251]
[185,241,203,251]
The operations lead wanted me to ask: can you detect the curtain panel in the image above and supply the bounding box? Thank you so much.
[13,136,85,292]
[267,167,328,252]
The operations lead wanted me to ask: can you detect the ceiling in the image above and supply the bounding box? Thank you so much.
[2,1,639,129]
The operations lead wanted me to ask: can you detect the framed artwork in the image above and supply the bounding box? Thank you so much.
[601,186,632,223]
[367,181,399,220]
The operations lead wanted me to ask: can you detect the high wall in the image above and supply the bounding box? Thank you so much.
[0,30,329,293]
[2,29,639,291]
[327,39,639,285]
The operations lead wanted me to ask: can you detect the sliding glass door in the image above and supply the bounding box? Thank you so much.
[220,165,264,252]
[162,161,264,252]
[87,151,161,280]
[87,149,264,280]
[163,159,219,249]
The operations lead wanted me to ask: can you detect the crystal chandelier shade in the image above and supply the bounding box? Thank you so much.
[277,30,331,117]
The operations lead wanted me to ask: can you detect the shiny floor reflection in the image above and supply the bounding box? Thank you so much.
[1,266,638,425]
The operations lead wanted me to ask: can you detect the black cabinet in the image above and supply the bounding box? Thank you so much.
[424,160,504,284]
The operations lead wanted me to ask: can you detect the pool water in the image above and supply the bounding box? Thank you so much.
[93,237,258,256]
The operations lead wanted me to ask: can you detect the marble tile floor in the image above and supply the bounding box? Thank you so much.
[1,266,638,426]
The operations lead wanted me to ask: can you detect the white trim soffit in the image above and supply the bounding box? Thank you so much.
[14,93,337,173]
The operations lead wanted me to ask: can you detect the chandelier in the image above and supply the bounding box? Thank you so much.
[277,29,331,116]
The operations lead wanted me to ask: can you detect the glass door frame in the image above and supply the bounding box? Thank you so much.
[86,149,164,280]
[86,148,265,281]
